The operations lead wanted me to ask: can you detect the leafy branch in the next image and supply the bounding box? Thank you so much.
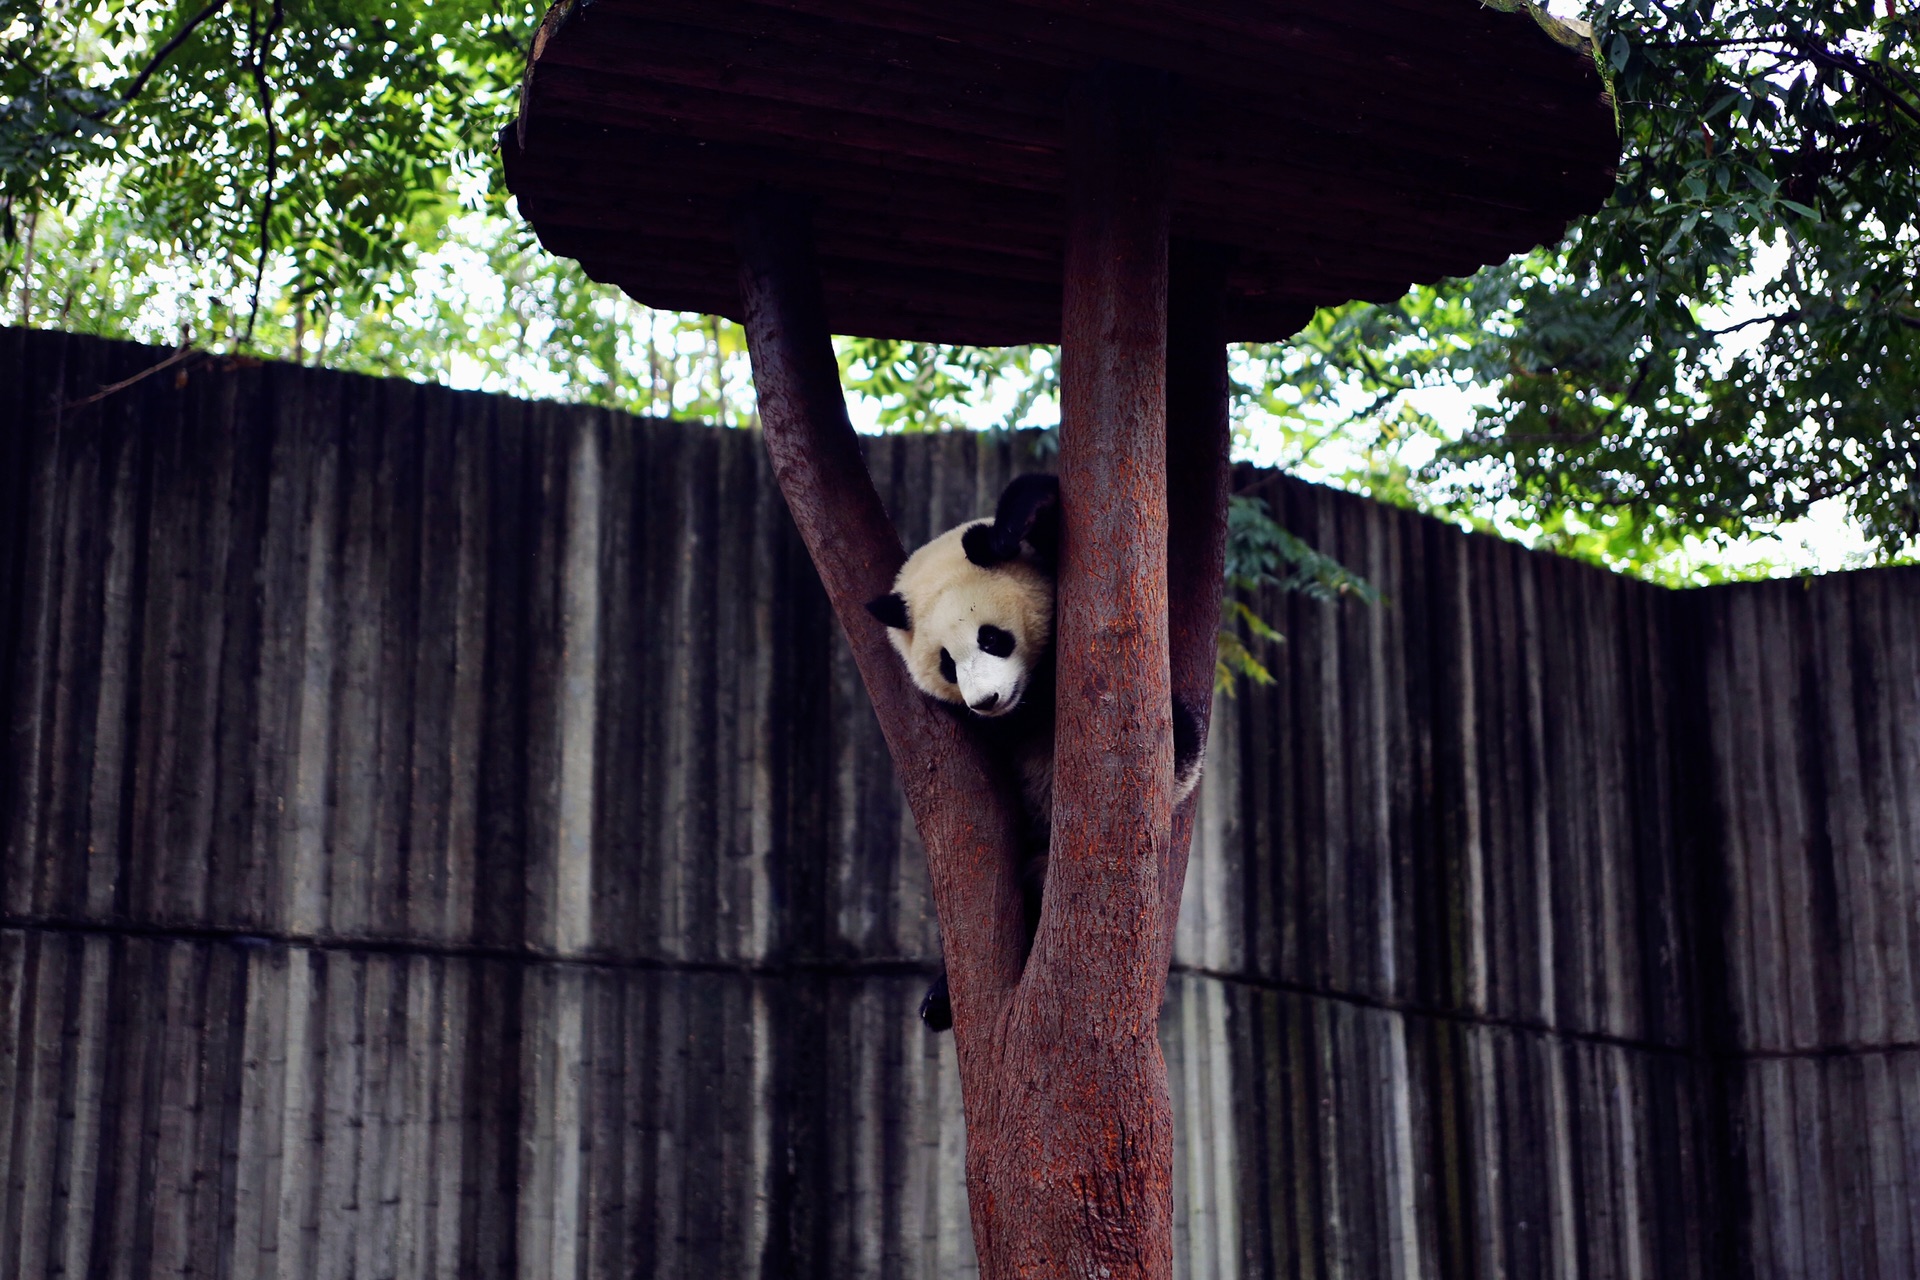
[1214,493,1380,693]
[243,0,282,342]
[98,0,231,117]
[1229,1,1920,565]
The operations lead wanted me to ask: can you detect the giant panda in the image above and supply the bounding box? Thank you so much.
[866,473,1203,1029]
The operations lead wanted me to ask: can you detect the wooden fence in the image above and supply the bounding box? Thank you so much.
[2,328,1915,1278]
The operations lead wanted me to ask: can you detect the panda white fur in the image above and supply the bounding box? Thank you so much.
[866,474,1204,1029]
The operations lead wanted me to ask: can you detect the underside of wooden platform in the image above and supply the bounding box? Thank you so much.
[504,0,1618,344]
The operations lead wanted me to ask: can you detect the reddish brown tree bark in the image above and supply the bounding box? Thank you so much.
[965,66,1178,1276]
[735,72,1231,1280]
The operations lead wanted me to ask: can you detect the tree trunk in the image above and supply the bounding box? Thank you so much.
[959,68,1178,1276]
[735,70,1230,1279]
[1164,241,1234,935]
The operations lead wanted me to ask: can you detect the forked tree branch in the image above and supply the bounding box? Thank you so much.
[732,193,1028,1031]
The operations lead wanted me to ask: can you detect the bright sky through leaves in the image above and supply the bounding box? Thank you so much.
[3,0,1913,583]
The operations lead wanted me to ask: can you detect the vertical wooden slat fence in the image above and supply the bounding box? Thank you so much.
[1183,472,1721,1280]
[1676,575,1920,1280]
[1,329,1914,1277]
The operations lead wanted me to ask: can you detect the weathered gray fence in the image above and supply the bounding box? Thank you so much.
[1,328,1915,1278]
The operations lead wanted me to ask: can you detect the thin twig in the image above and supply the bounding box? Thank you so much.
[1790,36,1920,130]
[1642,33,1920,129]
[1355,348,1413,394]
[91,0,231,119]
[16,207,36,324]
[1644,37,1797,54]
[244,0,283,344]
[59,345,202,411]
[1702,310,1799,338]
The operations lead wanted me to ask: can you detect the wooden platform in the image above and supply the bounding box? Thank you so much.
[503,0,1618,344]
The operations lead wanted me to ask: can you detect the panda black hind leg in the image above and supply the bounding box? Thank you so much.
[1172,694,1206,804]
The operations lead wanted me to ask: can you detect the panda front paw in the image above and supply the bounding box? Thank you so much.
[963,473,1060,569]
[918,970,953,1032]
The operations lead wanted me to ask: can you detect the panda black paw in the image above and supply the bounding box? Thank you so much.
[918,971,953,1032]
[961,522,1022,567]
[963,473,1060,569]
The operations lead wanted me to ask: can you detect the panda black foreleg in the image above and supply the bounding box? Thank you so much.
[961,472,1061,570]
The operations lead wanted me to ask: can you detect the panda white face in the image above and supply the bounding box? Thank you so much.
[929,618,1028,716]
[868,518,1054,718]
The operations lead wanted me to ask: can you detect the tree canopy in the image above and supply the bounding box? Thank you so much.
[4,0,1916,573]
[1269,0,1920,568]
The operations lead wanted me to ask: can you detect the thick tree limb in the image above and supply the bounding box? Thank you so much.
[970,65,1177,1279]
[1162,242,1233,955]
[1042,67,1174,1014]
[733,194,1027,1031]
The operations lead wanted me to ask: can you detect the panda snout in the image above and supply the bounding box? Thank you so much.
[964,680,1022,717]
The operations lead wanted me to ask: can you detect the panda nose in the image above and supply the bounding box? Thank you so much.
[969,693,999,712]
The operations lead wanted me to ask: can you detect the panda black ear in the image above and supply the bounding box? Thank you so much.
[964,473,1060,568]
[866,591,911,630]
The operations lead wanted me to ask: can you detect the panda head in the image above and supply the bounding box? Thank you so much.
[866,474,1059,718]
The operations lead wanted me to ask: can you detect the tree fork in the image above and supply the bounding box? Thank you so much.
[735,91,1230,1273]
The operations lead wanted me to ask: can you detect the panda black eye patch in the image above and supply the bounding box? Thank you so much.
[977,624,1015,658]
[938,648,957,683]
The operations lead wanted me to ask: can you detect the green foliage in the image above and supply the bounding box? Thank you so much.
[1242,1,1920,563]
[0,0,760,420]
[1489,0,1920,551]
[1215,493,1380,694]
[3,0,539,337]
[838,338,1058,432]
[0,4,118,234]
